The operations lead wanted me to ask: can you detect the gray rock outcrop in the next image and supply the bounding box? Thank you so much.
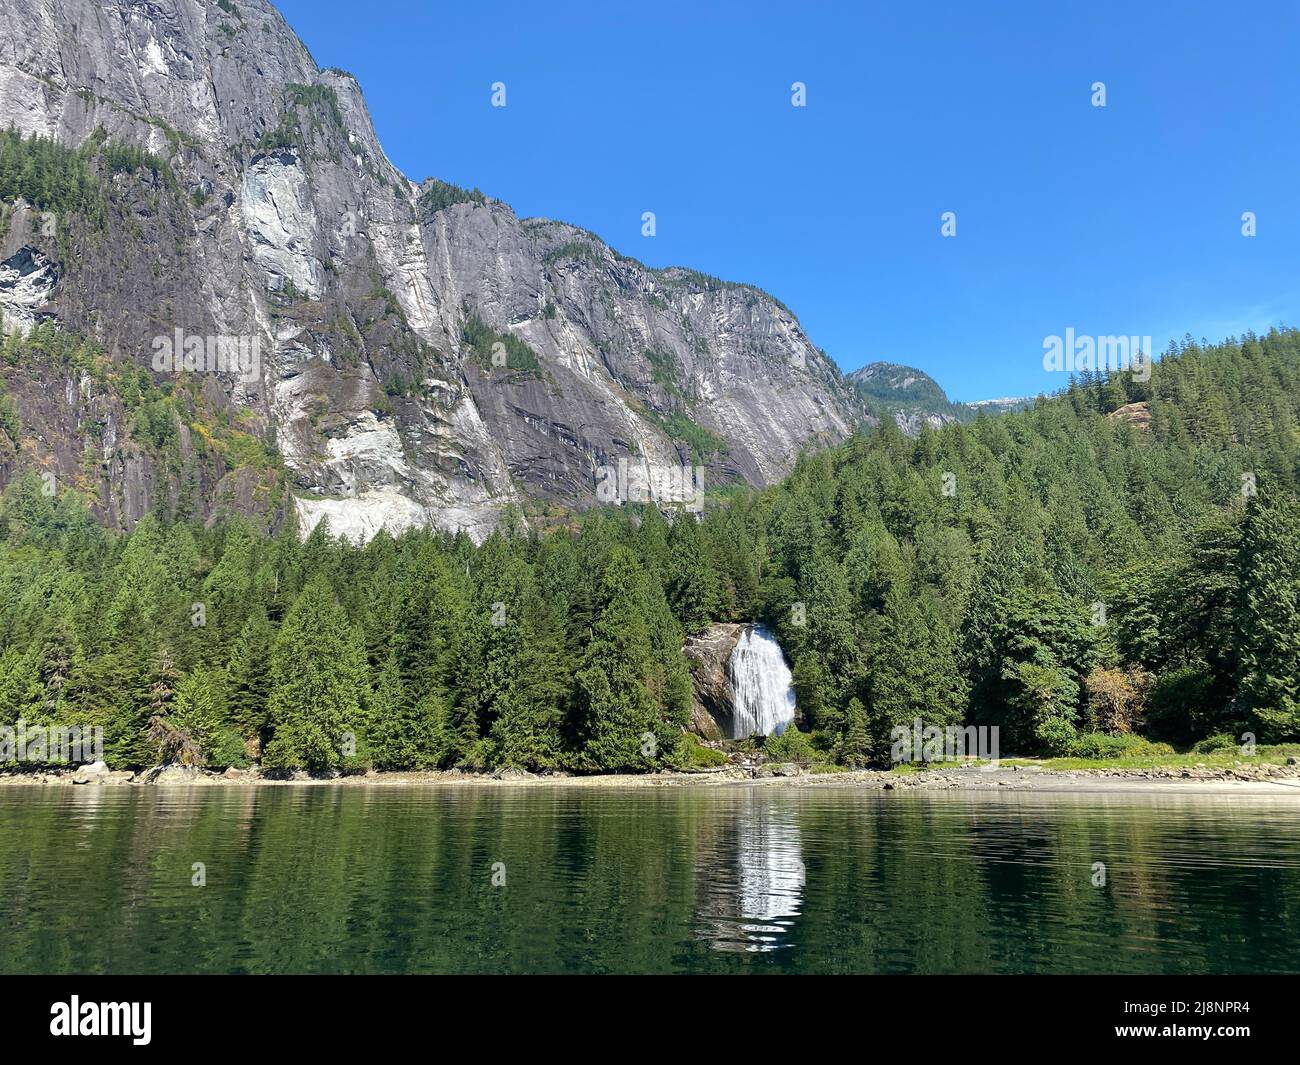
[684,623,746,739]
[71,760,109,784]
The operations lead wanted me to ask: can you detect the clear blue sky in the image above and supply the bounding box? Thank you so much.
[275,0,1300,402]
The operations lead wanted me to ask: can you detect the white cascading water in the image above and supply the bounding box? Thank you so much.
[735,800,805,947]
[728,625,797,739]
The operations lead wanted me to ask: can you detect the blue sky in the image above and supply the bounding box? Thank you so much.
[275,0,1300,402]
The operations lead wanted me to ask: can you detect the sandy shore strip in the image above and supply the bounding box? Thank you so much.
[2,760,1299,794]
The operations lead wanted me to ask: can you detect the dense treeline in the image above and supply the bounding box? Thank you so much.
[4,127,179,227]
[0,128,103,226]
[0,328,1297,772]
[764,329,1300,761]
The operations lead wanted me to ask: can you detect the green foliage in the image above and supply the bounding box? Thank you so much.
[654,265,794,318]
[254,122,297,153]
[661,411,727,459]
[665,514,719,634]
[645,349,684,396]
[0,382,19,446]
[569,546,690,772]
[418,179,486,214]
[1066,732,1174,759]
[0,127,184,235]
[633,402,728,460]
[1235,488,1300,740]
[1146,662,1219,745]
[384,371,415,397]
[672,731,729,770]
[0,128,103,226]
[850,361,1029,425]
[262,574,370,773]
[132,395,178,449]
[255,84,346,152]
[97,139,177,189]
[867,590,966,760]
[851,362,953,409]
[1008,660,1080,755]
[543,241,600,266]
[764,725,816,765]
[839,697,871,767]
[461,313,541,374]
[764,327,1300,758]
[285,84,344,127]
[1191,732,1239,754]
[489,579,567,770]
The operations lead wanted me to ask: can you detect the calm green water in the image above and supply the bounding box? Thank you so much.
[0,786,1297,974]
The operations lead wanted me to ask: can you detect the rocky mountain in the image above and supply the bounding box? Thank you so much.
[0,0,863,539]
[966,395,1034,416]
[683,623,745,741]
[847,361,1032,435]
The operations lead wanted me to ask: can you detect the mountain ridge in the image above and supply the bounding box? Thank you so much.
[0,0,864,539]
[846,360,1033,434]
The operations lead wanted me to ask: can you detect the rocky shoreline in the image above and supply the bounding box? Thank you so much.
[2,758,1300,794]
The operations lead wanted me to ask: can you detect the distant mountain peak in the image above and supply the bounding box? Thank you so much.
[846,361,1032,434]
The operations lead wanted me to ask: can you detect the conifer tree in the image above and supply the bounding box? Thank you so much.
[868,591,966,762]
[491,582,568,769]
[153,667,224,766]
[570,547,664,772]
[263,574,370,772]
[665,513,719,634]
[369,650,432,769]
[840,697,870,767]
[1236,490,1300,739]
[224,608,274,742]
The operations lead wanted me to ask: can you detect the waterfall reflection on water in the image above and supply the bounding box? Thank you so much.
[696,795,806,953]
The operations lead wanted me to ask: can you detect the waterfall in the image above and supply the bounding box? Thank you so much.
[728,625,797,739]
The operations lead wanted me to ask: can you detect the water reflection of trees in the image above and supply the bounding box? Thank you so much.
[0,789,1296,974]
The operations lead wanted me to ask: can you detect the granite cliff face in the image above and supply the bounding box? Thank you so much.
[683,622,746,740]
[0,0,863,537]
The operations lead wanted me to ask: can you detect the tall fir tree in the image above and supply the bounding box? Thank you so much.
[263,574,371,772]
[1236,490,1300,739]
